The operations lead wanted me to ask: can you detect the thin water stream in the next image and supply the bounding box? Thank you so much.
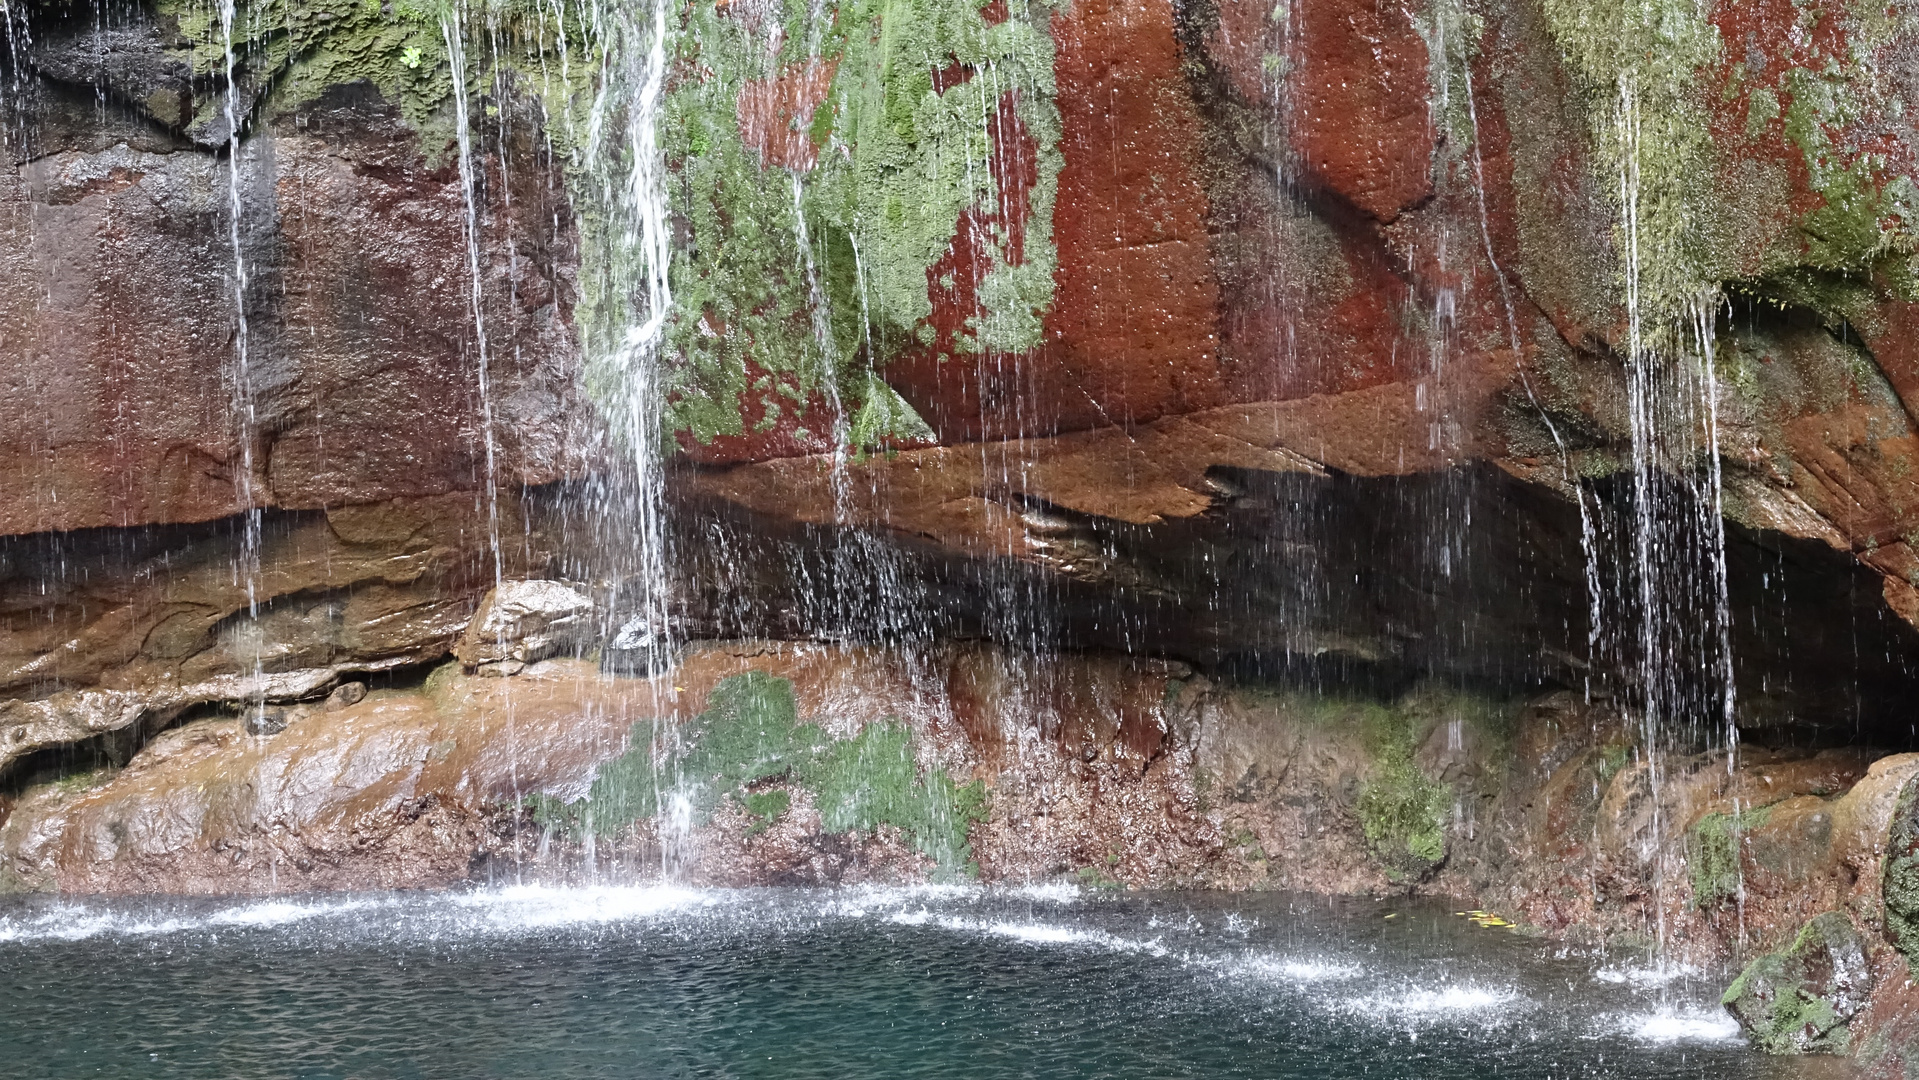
[0,887,1845,1079]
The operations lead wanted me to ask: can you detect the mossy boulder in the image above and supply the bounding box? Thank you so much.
[1883,773,1919,959]
[1722,911,1874,1054]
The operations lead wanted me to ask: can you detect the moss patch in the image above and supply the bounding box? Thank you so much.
[1722,910,1871,1054]
[1541,0,1723,340]
[587,0,1063,454]
[1357,706,1450,879]
[737,788,791,836]
[1882,772,1919,960]
[531,671,988,876]
[1685,802,1776,908]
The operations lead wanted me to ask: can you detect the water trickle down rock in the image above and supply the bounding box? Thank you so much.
[454,581,596,675]
[1723,910,1875,1054]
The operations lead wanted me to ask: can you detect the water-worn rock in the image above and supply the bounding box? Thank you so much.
[453,581,597,670]
[0,31,588,536]
[1724,911,1876,1054]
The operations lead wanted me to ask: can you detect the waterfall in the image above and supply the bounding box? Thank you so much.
[570,0,681,876]
[442,3,504,592]
[215,0,264,703]
[1614,72,1739,953]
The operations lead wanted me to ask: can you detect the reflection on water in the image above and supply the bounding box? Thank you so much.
[0,888,1850,1079]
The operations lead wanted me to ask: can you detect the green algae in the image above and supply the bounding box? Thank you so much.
[1686,802,1775,908]
[1357,703,1450,877]
[530,671,988,876]
[1722,910,1868,1054]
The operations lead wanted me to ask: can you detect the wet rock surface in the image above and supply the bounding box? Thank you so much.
[0,20,587,535]
[1724,911,1874,1054]
[3,0,1919,1068]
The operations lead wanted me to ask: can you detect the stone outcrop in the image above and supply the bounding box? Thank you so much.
[1724,911,1875,1054]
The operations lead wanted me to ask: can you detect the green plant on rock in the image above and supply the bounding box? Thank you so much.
[1722,910,1872,1054]
[612,0,1062,453]
[1883,773,1919,960]
[1685,802,1776,908]
[155,0,591,160]
[530,671,989,876]
[1542,0,1724,345]
[1357,706,1451,878]
[737,788,791,836]
[1545,0,1919,343]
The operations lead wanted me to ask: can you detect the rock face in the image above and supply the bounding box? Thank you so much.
[0,7,588,536]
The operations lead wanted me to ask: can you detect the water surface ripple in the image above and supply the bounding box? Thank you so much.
[0,887,1844,1079]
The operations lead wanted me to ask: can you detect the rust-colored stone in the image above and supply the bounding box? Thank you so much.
[884,0,1223,442]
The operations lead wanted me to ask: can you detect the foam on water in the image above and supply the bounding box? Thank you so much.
[0,904,191,943]
[884,910,1167,957]
[0,886,715,945]
[1227,954,1364,983]
[451,884,712,930]
[1344,981,1527,1024]
[1619,1007,1743,1044]
[1008,882,1082,905]
[1595,961,1699,989]
[207,898,378,928]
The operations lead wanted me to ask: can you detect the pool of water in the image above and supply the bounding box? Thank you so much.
[0,885,1850,1079]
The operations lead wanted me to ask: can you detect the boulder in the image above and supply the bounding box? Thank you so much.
[1723,911,1875,1054]
[454,581,596,670]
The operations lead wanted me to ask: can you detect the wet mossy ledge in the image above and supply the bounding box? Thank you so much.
[527,671,990,878]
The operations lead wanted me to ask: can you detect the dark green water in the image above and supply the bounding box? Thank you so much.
[0,886,1847,1079]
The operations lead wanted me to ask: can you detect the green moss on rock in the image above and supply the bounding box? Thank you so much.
[632,0,1063,451]
[1722,910,1873,1054]
[1686,802,1775,908]
[531,671,988,876]
[1357,705,1451,878]
[1541,0,1723,339]
[1881,772,1919,960]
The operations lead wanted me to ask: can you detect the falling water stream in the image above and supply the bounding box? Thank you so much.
[1612,73,1742,954]
[215,0,265,706]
